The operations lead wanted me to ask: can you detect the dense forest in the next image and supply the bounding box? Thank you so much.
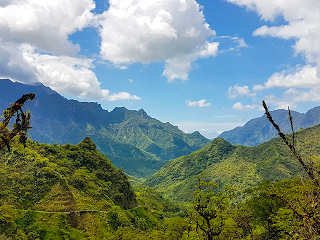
[0,95,319,239]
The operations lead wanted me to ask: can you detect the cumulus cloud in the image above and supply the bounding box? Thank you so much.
[262,95,297,110]
[99,0,219,81]
[20,46,141,101]
[228,85,256,98]
[0,0,140,102]
[264,87,320,109]
[0,0,97,55]
[254,65,320,90]
[0,42,37,83]
[227,0,320,105]
[284,88,320,103]
[232,102,257,111]
[227,0,320,66]
[186,99,212,108]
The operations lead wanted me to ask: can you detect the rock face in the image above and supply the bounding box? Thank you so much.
[0,79,210,176]
[219,108,320,146]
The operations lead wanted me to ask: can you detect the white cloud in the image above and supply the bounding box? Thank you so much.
[186,99,212,108]
[265,87,320,109]
[99,0,219,81]
[0,0,97,55]
[234,37,248,48]
[228,0,320,105]
[285,88,320,103]
[232,102,257,111]
[227,0,320,66]
[228,85,256,98]
[254,65,320,90]
[21,46,141,101]
[0,42,37,83]
[0,0,140,102]
[262,95,297,110]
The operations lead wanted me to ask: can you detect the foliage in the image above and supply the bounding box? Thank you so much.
[0,93,35,152]
[146,124,320,201]
[1,88,320,239]
[189,178,232,240]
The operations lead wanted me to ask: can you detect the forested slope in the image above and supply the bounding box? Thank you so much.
[147,124,320,201]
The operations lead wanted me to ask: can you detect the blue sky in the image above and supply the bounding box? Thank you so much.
[0,0,320,138]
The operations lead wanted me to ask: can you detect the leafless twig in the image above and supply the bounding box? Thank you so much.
[262,100,319,186]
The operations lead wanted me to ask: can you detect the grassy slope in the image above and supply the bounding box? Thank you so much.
[146,124,320,201]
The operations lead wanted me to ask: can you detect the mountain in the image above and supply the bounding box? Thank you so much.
[0,79,210,176]
[0,138,170,239]
[0,137,137,210]
[146,124,320,201]
[219,107,320,146]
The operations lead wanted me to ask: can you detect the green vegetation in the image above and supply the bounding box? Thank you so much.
[1,132,320,239]
[90,112,210,177]
[1,95,320,239]
[146,124,320,201]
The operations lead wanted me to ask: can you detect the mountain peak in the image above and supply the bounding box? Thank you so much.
[138,108,149,118]
[112,106,128,112]
[191,131,201,136]
[0,80,210,176]
[0,78,58,96]
[219,106,320,146]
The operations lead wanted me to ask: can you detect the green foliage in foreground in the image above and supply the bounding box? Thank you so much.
[0,136,320,239]
[146,124,320,201]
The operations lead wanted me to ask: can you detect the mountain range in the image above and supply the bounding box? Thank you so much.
[0,79,209,176]
[219,107,320,146]
[146,123,320,201]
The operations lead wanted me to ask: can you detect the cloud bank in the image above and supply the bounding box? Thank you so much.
[99,0,219,81]
[0,0,140,101]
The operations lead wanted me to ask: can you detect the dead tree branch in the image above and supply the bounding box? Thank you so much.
[0,93,35,151]
[262,100,319,186]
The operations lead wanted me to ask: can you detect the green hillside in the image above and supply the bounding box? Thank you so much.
[0,137,137,210]
[146,124,320,201]
[0,137,192,239]
[1,103,319,239]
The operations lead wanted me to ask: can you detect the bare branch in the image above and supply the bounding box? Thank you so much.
[288,106,295,147]
[262,100,319,186]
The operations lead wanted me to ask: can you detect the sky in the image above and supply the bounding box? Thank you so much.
[0,0,320,139]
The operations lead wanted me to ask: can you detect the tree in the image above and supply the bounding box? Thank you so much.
[190,177,229,240]
[0,93,35,151]
[262,101,320,239]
